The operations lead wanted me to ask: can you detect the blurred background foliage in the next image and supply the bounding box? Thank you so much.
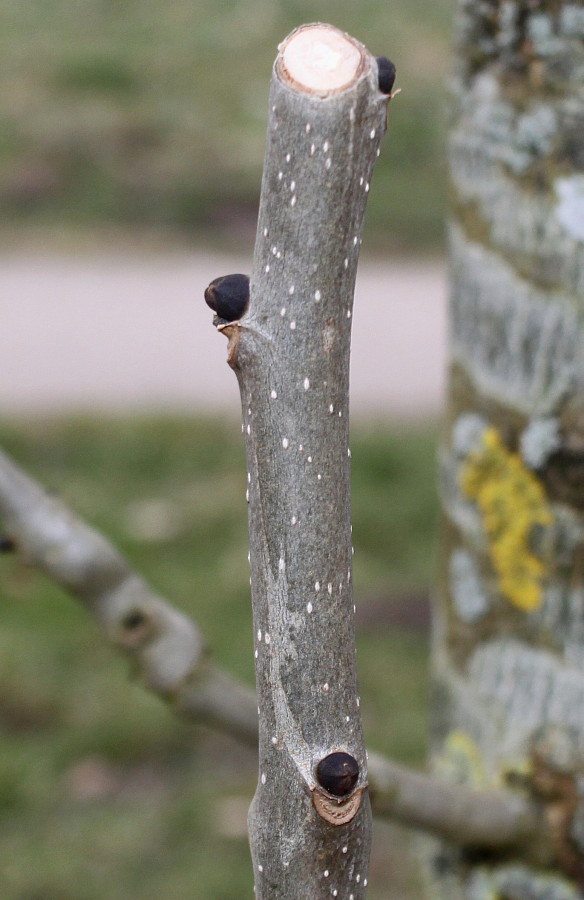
[0,0,453,253]
[0,416,436,898]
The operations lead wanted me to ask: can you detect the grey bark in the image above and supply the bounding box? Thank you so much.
[215,24,391,899]
[430,2,584,897]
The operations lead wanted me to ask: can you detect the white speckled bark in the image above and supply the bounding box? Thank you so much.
[223,24,391,900]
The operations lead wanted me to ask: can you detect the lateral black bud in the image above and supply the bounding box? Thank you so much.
[376,56,396,95]
[204,274,250,322]
[316,752,359,798]
[0,535,15,553]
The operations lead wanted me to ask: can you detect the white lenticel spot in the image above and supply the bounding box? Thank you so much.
[329,404,334,413]
[290,321,296,329]
[257,629,262,641]
[271,389,277,399]
[364,879,368,887]
[272,245,277,255]
[333,892,338,897]
[290,196,297,207]
[325,158,332,169]
[356,697,360,707]
[254,649,258,658]
[305,123,311,133]
[356,875,361,883]
[376,148,381,157]
[282,438,289,449]
[317,473,322,480]
[271,736,278,744]
[344,257,349,268]
[307,602,313,613]
[288,284,295,295]
[323,141,329,152]
[327,583,333,595]
[261,773,266,784]
[359,177,364,186]
[276,251,282,258]
[315,581,320,591]
[353,236,358,245]
[286,153,291,162]
[280,307,286,316]
[365,182,370,192]
[258,865,263,873]
[324,869,329,877]
[263,227,268,236]
[370,128,376,139]
[247,424,251,435]
[307,456,312,462]
[279,557,285,571]
[278,172,283,180]
[265,633,271,644]
[291,516,297,525]
[342,846,348,854]
[245,489,249,502]
[310,144,316,155]
[298,444,303,451]
[304,377,310,390]
[347,309,352,318]
[346,716,350,722]
[265,264,270,273]
[348,448,352,457]
[290,180,296,191]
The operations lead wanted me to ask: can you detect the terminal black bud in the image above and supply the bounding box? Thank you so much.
[316,752,359,798]
[376,56,396,95]
[204,273,250,322]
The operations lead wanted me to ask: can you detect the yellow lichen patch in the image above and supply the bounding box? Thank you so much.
[435,729,488,788]
[460,426,552,611]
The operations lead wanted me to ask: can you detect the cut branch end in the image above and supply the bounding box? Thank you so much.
[277,23,365,96]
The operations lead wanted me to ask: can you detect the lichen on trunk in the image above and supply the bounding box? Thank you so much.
[430,2,584,897]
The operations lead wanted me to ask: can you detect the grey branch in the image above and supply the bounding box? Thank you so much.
[225,23,391,896]
[0,443,554,866]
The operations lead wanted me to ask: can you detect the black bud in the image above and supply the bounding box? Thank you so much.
[0,535,15,553]
[204,274,250,322]
[376,57,396,95]
[316,752,359,798]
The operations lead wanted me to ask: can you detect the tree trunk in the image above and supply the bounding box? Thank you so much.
[211,23,393,900]
[429,2,584,897]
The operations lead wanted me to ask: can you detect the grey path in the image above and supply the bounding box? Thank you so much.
[0,252,446,419]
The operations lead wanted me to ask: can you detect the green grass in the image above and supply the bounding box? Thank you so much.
[0,0,453,252]
[0,415,437,898]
